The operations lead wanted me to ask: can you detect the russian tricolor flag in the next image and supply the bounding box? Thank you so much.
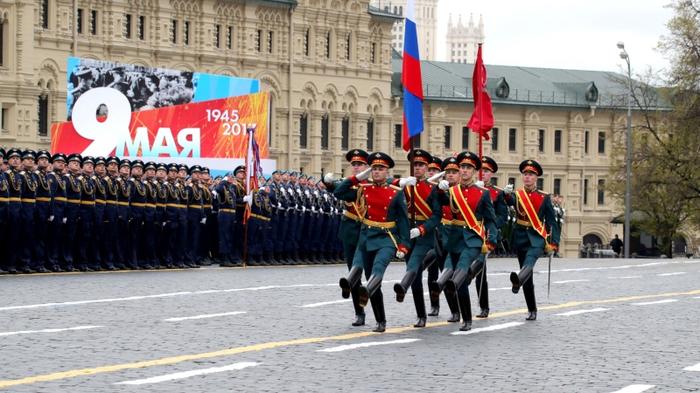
[401,0,424,152]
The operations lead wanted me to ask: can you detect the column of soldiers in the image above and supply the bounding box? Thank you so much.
[331,148,560,333]
[0,147,346,274]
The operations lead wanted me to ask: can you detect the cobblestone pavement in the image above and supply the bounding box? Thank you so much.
[1,257,699,392]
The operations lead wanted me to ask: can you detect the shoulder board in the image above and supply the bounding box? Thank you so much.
[357,183,369,188]
[476,185,489,191]
[389,185,401,191]
[128,177,135,182]
[77,175,83,180]
[104,176,110,181]
[19,171,25,175]
[34,170,40,175]
[91,175,98,180]
[490,185,503,192]
[537,190,549,195]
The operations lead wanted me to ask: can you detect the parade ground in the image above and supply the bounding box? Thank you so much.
[1,257,699,393]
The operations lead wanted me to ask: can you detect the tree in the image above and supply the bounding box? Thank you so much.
[608,0,700,256]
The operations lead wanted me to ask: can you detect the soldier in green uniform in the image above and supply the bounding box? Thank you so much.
[506,159,560,321]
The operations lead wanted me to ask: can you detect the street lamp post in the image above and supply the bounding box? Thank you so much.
[618,42,632,259]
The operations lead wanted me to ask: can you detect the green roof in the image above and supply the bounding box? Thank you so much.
[391,54,664,109]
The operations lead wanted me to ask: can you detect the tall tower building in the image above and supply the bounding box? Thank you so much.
[381,0,438,60]
[446,13,485,64]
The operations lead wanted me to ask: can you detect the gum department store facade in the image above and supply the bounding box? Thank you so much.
[0,0,647,257]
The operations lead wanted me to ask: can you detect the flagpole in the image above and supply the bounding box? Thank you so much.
[477,43,484,181]
[410,137,416,229]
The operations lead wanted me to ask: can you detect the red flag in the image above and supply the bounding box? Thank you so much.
[467,44,494,141]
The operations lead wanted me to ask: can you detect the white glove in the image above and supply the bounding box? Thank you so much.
[296,188,302,195]
[355,167,371,181]
[314,190,319,197]
[223,176,229,183]
[427,171,445,183]
[162,221,167,227]
[323,193,329,201]
[48,215,55,222]
[302,206,307,213]
[409,228,421,239]
[243,194,252,204]
[504,184,514,194]
[62,217,67,224]
[212,190,218,198]
[399,176,417,188]
[277,202,282,209]
[324,172,335,184]
[475,180,484,188]
[311,206,316,213]
[304,190,310,197]
[200,218,207,224]
[439,180,450,190]
[396,250,406,259]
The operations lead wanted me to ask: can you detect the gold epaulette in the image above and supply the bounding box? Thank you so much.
[389,185,401,191]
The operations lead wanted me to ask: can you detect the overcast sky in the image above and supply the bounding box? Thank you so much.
[435,0,674,74]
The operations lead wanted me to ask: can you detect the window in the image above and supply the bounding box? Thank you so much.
[342,117,350,150]
[370,42,376,63]
[508,177,515,187]
[554,129,562,153]
[491,177,498,186]
[394,124,402,148]
[366,118,374,150]
[303,28,309,56]
[1,107,8,130]
[583,179,589,205]
[598,179,605,205]
[215,24,220,48]
[413,131,421,148]
[184,21,190,45]
[0,19,4,67]
[462,126,469,149]
[138,16,145,40]
[538,129,545,152]
[320,114,329,150]
[90,10,97,35]
[584,129,590,154]
[598,131,605,154]
[444,125,452,149]
[77,9,83,34]
[508,128,517,152]
[38,95,49,137]
[299,113,308,149]
[491,127,499,151]
[255,30,261,52]
[41,0,49,29]
[345,33,351,60]
[553,178,561,196]
[325,31,331,58]
[125,14,132,39]
[227,26,232,49]
[536,178,544,190]
[171,20,177,43]
[267,31,273,53]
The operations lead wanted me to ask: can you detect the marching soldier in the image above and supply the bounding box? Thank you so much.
[34,150,52,272]
[468,156,510,318]
[432,151,498,331]
[200,168,217,265]
[336,152,411,333]
[63,153,83,272]
[424,155,449,317]
[324,149,369,326]
[394,149,442,328]
[506,159,560,321]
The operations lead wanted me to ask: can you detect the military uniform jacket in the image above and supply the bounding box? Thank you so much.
[509,188,560,249]
[232,180,246,221]
[93,175,107,206]
[47,172,67,217]
[116,176,131,219]
[64,172,82,204]
[164,181,180,222]
[0,171,9,204]
[332,178,366,242]
[335,176,410,253]
[215,181,235,211]
[19,170,37,203]
[79,175,96,204]
[34,170,52,207]
[405,180,442,238]
[185,181,204,219]
[485,184,509,229]
[438,183,498,253]
[129,177,147,219]
[5,170,22,204]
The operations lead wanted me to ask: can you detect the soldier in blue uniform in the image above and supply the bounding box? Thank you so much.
[142,162,159,268]
[46,153,67,272]
[245,185,272,265]
[4,149,24,273]
[128,160,151,269]
[231,166,247,264]
[184,165,204,268]
[77,156,99,271]
[336,152,411,332]
[62,153,83,272]
[18,150,39,273]
[104,157,123,269]
[93,157,109,269]
[175,164,190,268]
[0,149,11,273]
[506,159,561,321]
[199,168,215,265]
[116,159,132,268]
[33,150,53,272]
[215,172,238,266]
[162,164,182,268]
[154,163,169,268]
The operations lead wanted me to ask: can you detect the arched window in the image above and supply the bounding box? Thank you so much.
[366,117,374,151]
[341,116,350,150]
[321,114,329,150]
[38,94,49,137]
[299,113,308,149]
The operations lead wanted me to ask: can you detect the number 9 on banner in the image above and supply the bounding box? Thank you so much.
[72,87,131,156]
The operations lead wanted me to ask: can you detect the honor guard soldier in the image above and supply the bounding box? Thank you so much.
[0,149,10,273]
[468,156,509,318]
[199,167,215,265]
[324,149,369,326]
[46,153,68,272]
[129,160,151,269]
[432,152,498,331]
[423,155,449,317]
[215,172,238,266]
[63,153,83,272]
[143,162,159,268]
[245,185,272,265]
[175,164,189,267]
[93,157,109,269]
[103,157,122,269]
[76,156,100,271]
[163,164,183,268]
[4,149,24,273]
[18,150,38,273]
[507,160,560,321]
[116,159,132,268]
[394,149,442,328]
[231,166,247,264]
[184,165,204,268]
[336,152,411,333]
[33,150,52,272]
[154,163,169,268]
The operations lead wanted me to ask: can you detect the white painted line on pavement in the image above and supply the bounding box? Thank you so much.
[164,311,246,322]
[451,321,524,336]
[554,279,590,284]
[0,325,102,337]
[549,259,700,274]
[299,299,351,308]
[657,272,686,276]
[556,308,609,317]
[631,299,678,306]
[317,338,421,353]
[114,362,259,385]
[609,276,642,280]
[684,362,700,371]
[610,384,655,393]
[489,287,512,291]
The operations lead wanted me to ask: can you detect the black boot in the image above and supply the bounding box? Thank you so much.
[429,268,453,302]
[477,308,489,318]
[445,269,469,297]
[352,313,365,327]
[428,306,439,317]
[370,290,386,333]
[526,311,537,321]
[421,249,438,271]
[412,285,427,328]
[458,294,472,331]
[446,293,461,322]
[467,259,484,286]
[339,266,363,299]
[510,265,533,294]
[358,274,382,308]
[393,270,417,303]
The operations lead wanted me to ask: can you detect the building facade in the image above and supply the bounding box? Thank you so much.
[446,13,484,64]
[1,0,690,256]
